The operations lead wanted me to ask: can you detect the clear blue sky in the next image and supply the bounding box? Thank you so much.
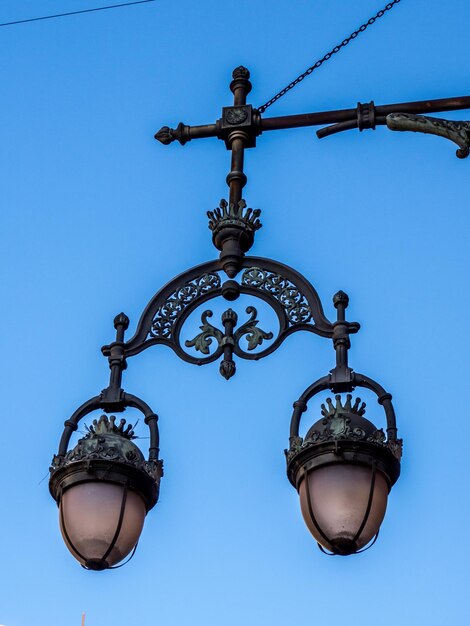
[1,1,469,625]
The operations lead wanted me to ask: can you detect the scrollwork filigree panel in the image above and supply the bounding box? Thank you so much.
[241,267,312,325]
[149,273,221,339]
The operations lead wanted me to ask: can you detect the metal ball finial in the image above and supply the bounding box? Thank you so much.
[114,312,130,330]
[232,66,250,79]
[333,291,349,309]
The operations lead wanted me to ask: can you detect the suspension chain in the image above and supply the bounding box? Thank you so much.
[258,0,402,114]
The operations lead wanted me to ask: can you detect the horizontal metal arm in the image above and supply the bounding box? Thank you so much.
[155,94,470,149]
[154,122,218,145]
[266,95,470,134]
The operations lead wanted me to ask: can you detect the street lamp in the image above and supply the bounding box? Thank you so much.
[49,65,470,568]
[49,316,162,571]
[50,412,160,570]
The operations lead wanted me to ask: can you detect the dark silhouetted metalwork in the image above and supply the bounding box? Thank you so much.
[51,64,470,566]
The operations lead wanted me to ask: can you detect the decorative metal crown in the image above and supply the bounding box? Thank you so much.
[50,413,165,484]
[85,415,136,440]
[321,394,366,419]
[286,390,402,475]
[207,199,262,234]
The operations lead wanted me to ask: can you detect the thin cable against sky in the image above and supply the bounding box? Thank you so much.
[0,0,156,28]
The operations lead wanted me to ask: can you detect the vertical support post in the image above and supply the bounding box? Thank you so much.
[333,291,350,370]
[100,313,129,410]
[329,291,354,392]
[108,313,129,391]
[227,67,252,207]
[210,67,261,278]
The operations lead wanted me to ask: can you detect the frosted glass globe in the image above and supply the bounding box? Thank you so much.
[59,481,146,569]
[299,463,388,554]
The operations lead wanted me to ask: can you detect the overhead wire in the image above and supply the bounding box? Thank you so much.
[0,0,156,28]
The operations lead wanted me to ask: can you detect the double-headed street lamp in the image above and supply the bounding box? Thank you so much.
[49,65,470,569]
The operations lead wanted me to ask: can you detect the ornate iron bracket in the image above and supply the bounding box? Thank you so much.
[386,113,470,158]
[101,256,359,379]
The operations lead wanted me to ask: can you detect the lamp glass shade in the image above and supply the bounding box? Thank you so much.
[59,481,146,568]
[299,463,388,554]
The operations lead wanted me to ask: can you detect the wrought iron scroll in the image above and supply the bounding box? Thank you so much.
[183,306,274,379]
[115,256,339,375]
[234,306,274,350]
[185,307,273,355]
[184,310,224,355]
